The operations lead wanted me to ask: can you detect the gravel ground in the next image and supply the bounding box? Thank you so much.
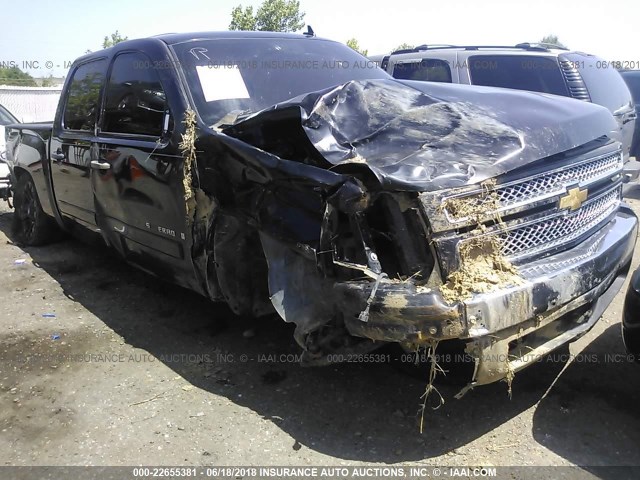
[1,190,640,473]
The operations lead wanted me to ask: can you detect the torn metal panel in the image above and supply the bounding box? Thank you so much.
[214,214,273,317]
[260,233,336,345]
[223,79,618,192]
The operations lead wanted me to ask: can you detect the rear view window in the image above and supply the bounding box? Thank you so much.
[469,55,569,97]
[392,59,452,83]
[63,59,107,131]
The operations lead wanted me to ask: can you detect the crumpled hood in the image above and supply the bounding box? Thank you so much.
[223,79,619,191]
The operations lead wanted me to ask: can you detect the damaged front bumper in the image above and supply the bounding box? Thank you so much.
[212,78,634,391]
[335,206,637,389]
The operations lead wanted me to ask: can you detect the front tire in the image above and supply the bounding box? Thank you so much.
[12,174,60,245]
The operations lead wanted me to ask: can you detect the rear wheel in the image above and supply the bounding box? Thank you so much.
[12,174,60,245]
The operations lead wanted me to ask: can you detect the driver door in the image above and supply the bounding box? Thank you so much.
[92,50,191,283]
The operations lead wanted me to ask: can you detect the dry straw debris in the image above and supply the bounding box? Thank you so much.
[179,109,197,204]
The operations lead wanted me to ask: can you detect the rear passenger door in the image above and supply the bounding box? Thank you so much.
[92,50,191,282]
[50,58,108,231]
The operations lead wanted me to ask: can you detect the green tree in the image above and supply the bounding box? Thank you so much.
[103,30,128,49]
[392,43,415,53]
[540,34,567,49]
[230,5,257,30]
[229,0,305,32]
[346,38,368,57]
[41,75,56,87]
[0,66,37,87]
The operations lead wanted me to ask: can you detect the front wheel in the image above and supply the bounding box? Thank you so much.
[12,174,60,245]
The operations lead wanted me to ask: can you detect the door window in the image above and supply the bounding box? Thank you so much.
[103,52,167,137]
[63,59,108,131]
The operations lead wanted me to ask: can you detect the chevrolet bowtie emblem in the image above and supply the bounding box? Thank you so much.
[559,187,588,211]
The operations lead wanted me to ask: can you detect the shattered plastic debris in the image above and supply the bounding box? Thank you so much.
[51,334,60,340]
[14,259,27,265]
[42,313,56,318]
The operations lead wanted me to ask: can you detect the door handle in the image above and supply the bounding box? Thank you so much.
[90,160,111,170]
[51,152,65,161]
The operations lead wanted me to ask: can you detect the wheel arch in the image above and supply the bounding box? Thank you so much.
[209,211,273,318]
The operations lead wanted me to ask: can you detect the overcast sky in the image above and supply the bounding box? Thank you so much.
[1,0,638,78]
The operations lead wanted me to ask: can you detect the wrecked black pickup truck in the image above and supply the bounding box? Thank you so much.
[5,31,638,393]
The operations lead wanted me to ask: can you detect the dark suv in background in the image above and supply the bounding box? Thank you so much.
[620,70,640,159]
[370,44,637,165]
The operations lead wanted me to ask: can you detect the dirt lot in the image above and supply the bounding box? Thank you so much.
[1,190,640,472]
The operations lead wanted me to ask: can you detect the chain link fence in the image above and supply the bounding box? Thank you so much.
[0,85,63,122]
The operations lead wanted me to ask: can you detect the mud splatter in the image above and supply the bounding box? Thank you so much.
[439,181,524,303]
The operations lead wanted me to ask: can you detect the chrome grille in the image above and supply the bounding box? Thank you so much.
[497,152,621,208]
[422,144,625,275]
[445,151,623,221]
[498,187,621,260]
[519,236,606,277]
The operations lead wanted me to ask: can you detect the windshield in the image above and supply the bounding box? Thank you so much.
[171,38,388,125]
